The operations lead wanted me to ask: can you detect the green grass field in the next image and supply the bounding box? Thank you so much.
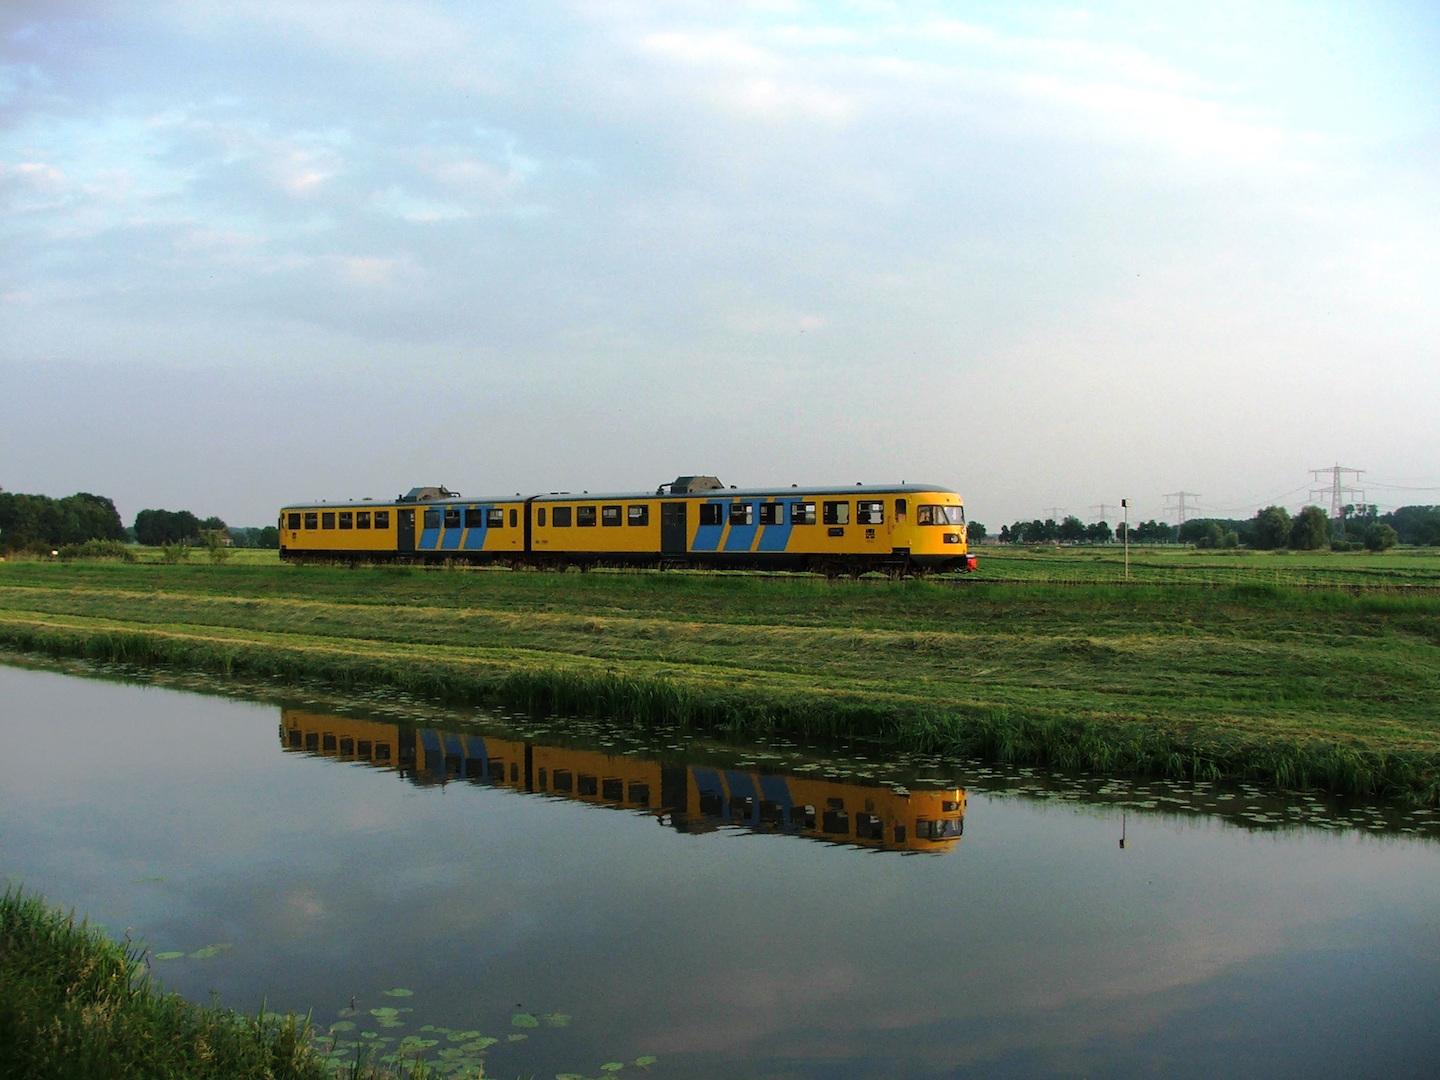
[2,552,1438,799]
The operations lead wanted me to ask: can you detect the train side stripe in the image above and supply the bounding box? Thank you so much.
[689,500,726,552]
[723,501,760,552]
[725,770,760,824]
[756,498,796,552]
[464,505,490,551]
[420,729,444,776]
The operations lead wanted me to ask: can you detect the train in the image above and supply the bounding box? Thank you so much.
[278,474,976,576]
[280,709,967,854]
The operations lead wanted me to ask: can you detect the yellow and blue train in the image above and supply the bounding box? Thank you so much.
[280,709,967,854]
[279,475,975,575]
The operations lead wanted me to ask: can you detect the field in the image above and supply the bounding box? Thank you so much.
[2,548,1438,800]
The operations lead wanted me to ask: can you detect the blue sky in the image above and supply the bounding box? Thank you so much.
[3,1,1438,527]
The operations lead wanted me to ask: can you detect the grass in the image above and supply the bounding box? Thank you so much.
[1,556,1438,801]
[0,886,437,1080]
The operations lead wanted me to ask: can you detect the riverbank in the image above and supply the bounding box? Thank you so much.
[1,560,1437,800]
[0,888,351,1079]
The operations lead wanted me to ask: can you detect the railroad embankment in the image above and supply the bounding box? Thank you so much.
[1,558,1437,801]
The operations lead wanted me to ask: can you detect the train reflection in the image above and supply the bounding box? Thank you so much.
[279,709,966,854]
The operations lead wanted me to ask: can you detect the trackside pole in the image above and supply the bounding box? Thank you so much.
[1122,498,1129,582]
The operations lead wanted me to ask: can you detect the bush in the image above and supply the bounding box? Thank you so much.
[57,540,136,562]
[1330,540,1360,552]
[1364,524,1399,552]
[159,542,191,564]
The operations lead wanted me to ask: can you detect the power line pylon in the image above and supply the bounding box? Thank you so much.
[1309,464,1364,524]
[1042,506,1067,521]
[1090,503,1116,522]
[1163,491,1200,527]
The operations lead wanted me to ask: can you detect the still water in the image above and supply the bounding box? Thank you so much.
[2,661,1439,1078]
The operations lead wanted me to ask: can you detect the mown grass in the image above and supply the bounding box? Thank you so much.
[1,558,1437,801]
[0,886,435,1080]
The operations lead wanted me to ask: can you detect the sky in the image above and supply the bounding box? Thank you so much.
[3,1,1438,528]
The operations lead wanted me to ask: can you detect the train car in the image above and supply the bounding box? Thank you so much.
[280,475,975,575]
[279,709,966,854]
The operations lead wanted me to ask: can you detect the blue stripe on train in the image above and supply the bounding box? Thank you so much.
[463,505,490,551]
[756,498,796,552]
[723,501,760,552]
[725,770,760,824]
[693,767,725,817]
[690,500,727,552]
[420,729,444,777]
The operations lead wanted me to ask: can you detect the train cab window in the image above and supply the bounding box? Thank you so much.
[465,507,486,528]
[509,508,518,528]
[287,513,301,530]
[443,507,461,528]
[759,503,781,525]
[792,502,816,525]
[322,512,336,529]
[339,512,353,529]
[538,508,548,527]
[822,501,850,526]
[857,501,884,525]
[488,508,505,528]
[374,510,390,529]
[627,505,649,526]
[729,502,753,526]
[919,504,964,526]
[552,506,571,527]
[577,506,597,527]
[601,505,622,527]
[303,512,318,529]
[917,505,932,525]
[553,769,573,792]
[698,503,723,526]
[357,511,371,529]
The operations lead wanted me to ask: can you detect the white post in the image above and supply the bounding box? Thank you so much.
[1122,498,1129,581]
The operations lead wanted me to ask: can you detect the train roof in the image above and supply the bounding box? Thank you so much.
[281,481,960,510]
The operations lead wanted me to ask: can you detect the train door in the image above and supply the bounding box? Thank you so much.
[661,501,687,554]
[398,508,415,553]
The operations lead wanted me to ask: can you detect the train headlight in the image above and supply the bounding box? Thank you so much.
[943,532,961,544]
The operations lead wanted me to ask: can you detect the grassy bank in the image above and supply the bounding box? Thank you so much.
[1,559,1438,800]
[0,887,367,1080]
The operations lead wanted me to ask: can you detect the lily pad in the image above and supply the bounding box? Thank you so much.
[369,1007,400,1019]
[328,1021,356,1033]
[634,1056,658,1068]
[382,987,414,998]
[601,1063,625,1073]
[448,1029,484,1042]
[542,1012,571,1027]
[459,1038,498,1052]
[511,1012,540,1028]
[507,1033,528,1043]
[187,943,232,960]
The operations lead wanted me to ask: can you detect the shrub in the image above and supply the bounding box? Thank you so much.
[1364,524,1399,552]
[57,540,136,562]
[159,542,191,564]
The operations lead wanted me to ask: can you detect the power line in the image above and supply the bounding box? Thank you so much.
[1163,491,1200,527]
[1309,464,1364,522]
[1090,503,1117,522]
[1041,506,1067,521]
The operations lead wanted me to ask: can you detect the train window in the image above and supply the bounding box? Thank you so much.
[856,813,884,840]
[488,508,505,528]
[759,503,781,525]
[857,501,884,525]
[322,512,336,529]
[578,774,598,796]
[339,736,353,755]
[822,807,850,835]
[793,804,816,829]
[375,743,391,762]
[424,508,441,529]
[822,501,850,526]
[893,824,907,844]
[577,506,596,527]
[792,502,816,525]
[303,512,318,529]
[553,768,572,792]
[443,507,461,528]
[509,508,518,528]
[339,512,353,530]
[627,505,649,526]
[375,510,390,528]
[465,508,485,528]
[602,778,623,801]
[357,511,371,529]
[919,505,965,526]
[629,782,650,806]
[699,503,723,526]
[510,762,519,782]
[601,505,621,526]
[895,498,907,519]
[322,734,336,752]
[552,506,571,527]
[538,507,548,527]
[287,513,301,530]
[538,767,548,788]
[729,502,753,526]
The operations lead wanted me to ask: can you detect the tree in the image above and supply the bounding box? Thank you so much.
[257,525,279,549]
[1289,505,1330,550]
[967,522,987,541]
[134,509,203,546]
[1364,523,1398,552]
[998,524,1012,543]
[1195,522,1226,549]
[1058,515,1086,543]
[1086,521,1113,543]
[1251,505,1292,551]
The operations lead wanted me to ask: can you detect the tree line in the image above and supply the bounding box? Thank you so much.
[0,490,277,552]
[994,504,1439,551]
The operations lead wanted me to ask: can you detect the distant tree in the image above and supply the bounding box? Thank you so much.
[1114,521,1129,542]
[257,525,279,549]
[134,509,203,546]
[998,524,1012,543]
[1133,519,1175,543]
[1382,505,1440,546]
[1288,505,1330,550]
[1194,522,1226,549]
[201,515,227,532]
[967,522,987,541]
[0,490,126,551]
[1058,515,1086,543]
[1086,521,1113,543]
[1251,505,1292,551]
[1364,523,1398,552]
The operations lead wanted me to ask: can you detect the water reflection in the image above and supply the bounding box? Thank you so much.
[279,709,967,853]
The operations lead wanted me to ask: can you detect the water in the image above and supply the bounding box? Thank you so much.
[3,661,1439,1077]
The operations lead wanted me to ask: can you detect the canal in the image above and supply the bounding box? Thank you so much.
[2,661,1438,1077]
